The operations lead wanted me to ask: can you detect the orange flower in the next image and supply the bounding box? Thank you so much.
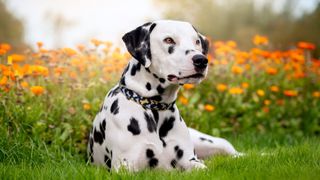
[216,83,228,92]
[228,87,243,95]
[264,100,271,106]
[91,39,102,47]
[226,41,237,48]
[0,43,11,51]
[204,104,215,112]
[37,42,43,49]
[0,76,8,86]
[83,103,91,110]
[11,54,26,63]
[297,42,316,50]
[30,86,45,95]
[231,65,243,74]
[262,107,269,113]
[266,67,277,75]
[283,90,298,97]
[179,96,188,105]
[253,35,269,46]
[241,82,249,89]
[312,91,320,98]
[62,48,77,56]
[276,99,285,106]
[183,84,195,90]
[270,86,279,92]
[0,49,6,55]
[256,89,265,97]
[20,81,29,88]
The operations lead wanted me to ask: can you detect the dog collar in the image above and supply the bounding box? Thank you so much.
[120,86,175,111]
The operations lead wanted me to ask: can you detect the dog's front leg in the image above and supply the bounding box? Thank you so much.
[188,128,241,159]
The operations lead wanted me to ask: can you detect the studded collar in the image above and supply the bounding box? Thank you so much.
[119,86,175,111]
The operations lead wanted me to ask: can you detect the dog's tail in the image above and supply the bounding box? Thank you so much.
[188,128,243,159]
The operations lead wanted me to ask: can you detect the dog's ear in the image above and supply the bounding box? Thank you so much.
[122,22,157,68]
[198,33,209,55]
[192,25,209,55]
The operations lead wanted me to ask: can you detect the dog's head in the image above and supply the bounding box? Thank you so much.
[122,20,209,84]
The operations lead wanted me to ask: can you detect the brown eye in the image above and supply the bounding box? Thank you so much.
[164,37,175,44]
[196,39,200,45]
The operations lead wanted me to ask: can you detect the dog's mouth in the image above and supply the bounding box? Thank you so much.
[167,73,204,82]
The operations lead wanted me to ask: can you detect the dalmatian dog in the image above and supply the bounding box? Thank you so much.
[87,20,239,171]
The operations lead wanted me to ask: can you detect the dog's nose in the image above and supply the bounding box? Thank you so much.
[192,54,208,71]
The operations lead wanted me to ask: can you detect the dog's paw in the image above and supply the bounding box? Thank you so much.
[188,161,207,170]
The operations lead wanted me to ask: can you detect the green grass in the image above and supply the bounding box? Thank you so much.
[1,133,319,179]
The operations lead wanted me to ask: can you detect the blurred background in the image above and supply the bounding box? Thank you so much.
[1,0,320,55]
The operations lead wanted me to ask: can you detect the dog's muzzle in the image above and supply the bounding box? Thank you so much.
[192,54,208,73]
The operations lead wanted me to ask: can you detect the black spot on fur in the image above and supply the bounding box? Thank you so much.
[145,68,151,73]
[151,110,159,124]
[168,46,174,54]
[104,106,108,110]
[157,85,165,94]
[159,78,165,83]
[160,138,166,147]
[146,149,155,158]
[146,82,152,91]
[180,117,183,122]
[99,119,106,140]
[174,145,179,151]
[90,155,94,163]
[198,35,209,55]
[93,128,104,145]
[185,50,190,55]
[122,23,156,66]
[106,147,109,154]
[120,76,126,86]
[177,149,184,159]
[150,95,162,102]
[153,73,159,79]
[89,135,94,154]
[149,158,158,168]
[200,137,214,143]
[108,86,120,97]
[159,116,175,138]
[149,23,157,33]
[144,112,156,133]
[179,72,182,75]
[110,99,119,115]
[121,64,129,76]
[171,159,177,168]
[131,63,141,76]
[127,118,141,135]
[169,105,175,113]
[104,155,112,169]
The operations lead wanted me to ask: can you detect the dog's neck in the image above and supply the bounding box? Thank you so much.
[119,59,180,104]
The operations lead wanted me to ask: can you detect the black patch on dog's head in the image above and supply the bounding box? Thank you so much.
[159,78,165,83]
[122,22,157,67]
[192,25,209,55]
[168,46,174,54]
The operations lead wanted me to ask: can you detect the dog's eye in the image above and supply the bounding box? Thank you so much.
[164,37,175,45]
[196,39,200,45]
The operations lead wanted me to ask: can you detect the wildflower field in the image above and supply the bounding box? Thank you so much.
[0,36,320,179]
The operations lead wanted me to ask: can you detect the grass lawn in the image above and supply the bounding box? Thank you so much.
[1,133,319,180]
